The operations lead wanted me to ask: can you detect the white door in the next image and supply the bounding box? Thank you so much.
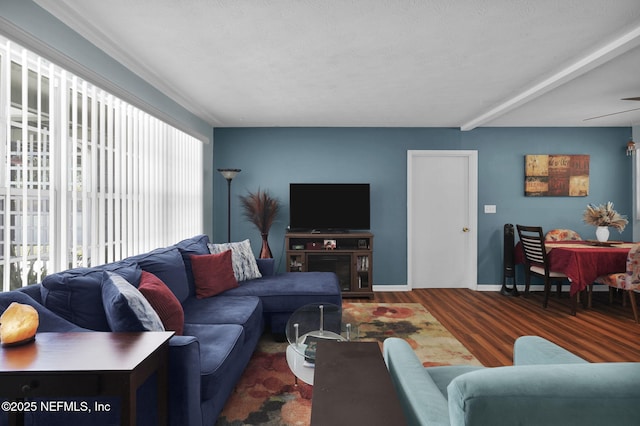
[407,150,477,289]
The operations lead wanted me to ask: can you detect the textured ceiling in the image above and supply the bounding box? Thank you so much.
[36,0,640,129]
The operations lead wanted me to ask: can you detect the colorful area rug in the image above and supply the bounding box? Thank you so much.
[214,302,480,426]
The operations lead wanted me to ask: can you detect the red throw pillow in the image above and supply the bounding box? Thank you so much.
[138,271,185,335]
[190,250,238,298]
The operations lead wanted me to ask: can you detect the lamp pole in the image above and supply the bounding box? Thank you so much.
[217,168,241,242]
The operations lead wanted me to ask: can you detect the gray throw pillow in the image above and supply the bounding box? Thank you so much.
[207,239,262,282]
[101,271,165,332]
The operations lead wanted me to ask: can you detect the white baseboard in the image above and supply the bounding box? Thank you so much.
[371,284,505,292]
[473,284,609,292]
[372,284,411,292]
[372,284,511,292]
[371,284,607,292]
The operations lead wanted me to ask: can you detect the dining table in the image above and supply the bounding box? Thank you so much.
[515,240,635,298]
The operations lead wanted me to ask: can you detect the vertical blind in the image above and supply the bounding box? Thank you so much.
[0,35,203,291]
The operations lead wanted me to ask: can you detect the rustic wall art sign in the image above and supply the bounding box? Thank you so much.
[524,154,590,197]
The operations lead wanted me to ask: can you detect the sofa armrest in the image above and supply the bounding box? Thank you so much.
[168,335,203,426]
[447,363,640,426]
[514,336,587,366]
[383,338,450,426]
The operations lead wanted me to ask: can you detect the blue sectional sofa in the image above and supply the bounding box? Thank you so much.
[383,336,640,426]
[0,234,342,426]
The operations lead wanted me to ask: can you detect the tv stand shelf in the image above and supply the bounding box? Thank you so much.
[285,232,373,299]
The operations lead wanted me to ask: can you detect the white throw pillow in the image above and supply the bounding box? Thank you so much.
[207,239,262,282]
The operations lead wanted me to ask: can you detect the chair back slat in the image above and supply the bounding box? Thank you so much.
[516,225,550,272]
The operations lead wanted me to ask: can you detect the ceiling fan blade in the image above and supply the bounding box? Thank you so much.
[621,97,640,101]
[583,106,640,121]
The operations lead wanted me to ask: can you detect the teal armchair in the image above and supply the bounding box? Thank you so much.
[383,336,640,426]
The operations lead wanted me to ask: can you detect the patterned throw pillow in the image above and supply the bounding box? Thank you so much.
[207,239,262,282]
[545,229,582,242]
[101,271,165,332]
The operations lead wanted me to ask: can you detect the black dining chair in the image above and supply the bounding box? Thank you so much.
[516,225,573,313]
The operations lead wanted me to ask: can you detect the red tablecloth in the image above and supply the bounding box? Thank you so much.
[514,241,632,295]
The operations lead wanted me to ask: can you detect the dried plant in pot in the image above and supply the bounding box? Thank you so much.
[582,201,628,242]
[240,189,281,258]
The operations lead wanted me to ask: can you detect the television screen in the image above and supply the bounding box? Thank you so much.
[289,183,370,232]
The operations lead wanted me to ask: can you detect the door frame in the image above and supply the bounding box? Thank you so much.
[407,150,478,290]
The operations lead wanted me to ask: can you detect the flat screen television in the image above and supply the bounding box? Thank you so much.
[289,183,370,232]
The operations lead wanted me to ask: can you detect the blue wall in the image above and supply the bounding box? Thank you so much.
[213,127,633,287]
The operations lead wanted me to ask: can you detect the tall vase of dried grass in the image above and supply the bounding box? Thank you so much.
[583,202,627,243]
[240,189,280,259]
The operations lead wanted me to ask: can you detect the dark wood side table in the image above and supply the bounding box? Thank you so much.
[0,331,173,426]
[310,341,407,426]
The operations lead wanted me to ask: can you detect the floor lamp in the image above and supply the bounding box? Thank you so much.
[218,168,241,242]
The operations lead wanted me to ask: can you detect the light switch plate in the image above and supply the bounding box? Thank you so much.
[484,205,497,214]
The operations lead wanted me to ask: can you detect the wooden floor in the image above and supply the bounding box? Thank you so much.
[349,288,640,367]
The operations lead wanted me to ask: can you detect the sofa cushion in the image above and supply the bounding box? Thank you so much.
[208,240,262,282]
[191,251,238,298]
[173,234,210,296]
[0,290,88,332]
[181,295,263,345]
[138,271,185,335]
[102,271,165,332]
[125,246,190,303]
[220,272,342,313]
[40,262,142,331]
[182,295,262,326]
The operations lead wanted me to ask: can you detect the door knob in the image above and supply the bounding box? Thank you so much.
[462,227,470,232]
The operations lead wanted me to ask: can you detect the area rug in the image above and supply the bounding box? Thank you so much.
[214,302,480,426]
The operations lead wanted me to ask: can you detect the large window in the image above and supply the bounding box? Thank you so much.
[1,35,203,290]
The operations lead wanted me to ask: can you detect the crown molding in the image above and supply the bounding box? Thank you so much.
[34,0,221,127]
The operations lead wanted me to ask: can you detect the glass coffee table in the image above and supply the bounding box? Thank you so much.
[285,303,358,385]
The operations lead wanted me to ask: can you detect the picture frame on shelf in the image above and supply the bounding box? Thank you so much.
[324,239,337,250]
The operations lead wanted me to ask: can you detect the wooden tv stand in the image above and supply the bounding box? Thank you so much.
[285,231,373,299]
